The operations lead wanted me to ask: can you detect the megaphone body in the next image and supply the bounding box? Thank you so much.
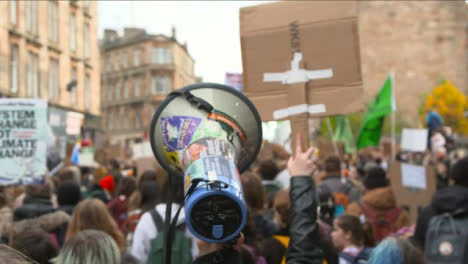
[150,83,262,243]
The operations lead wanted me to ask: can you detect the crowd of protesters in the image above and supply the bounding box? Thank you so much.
[0,123,466,264]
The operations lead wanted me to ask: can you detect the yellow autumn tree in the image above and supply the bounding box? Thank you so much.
[422,80,468,135]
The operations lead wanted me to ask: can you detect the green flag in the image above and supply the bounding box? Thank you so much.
[333,115,355,153]
[357,75,396,150]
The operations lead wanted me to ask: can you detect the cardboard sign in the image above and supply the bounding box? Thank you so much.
[0,99,48,185]
[316,139,345,161]
[389,162,436,223]
[132,141,153,159]
[401,129,428,152]
[240,1,363,121]
[134,157,160,178]
[401,163,426,189]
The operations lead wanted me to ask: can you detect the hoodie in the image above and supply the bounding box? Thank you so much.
[130,203,199,264]
[413,185,468,248]
[347,187,411,245]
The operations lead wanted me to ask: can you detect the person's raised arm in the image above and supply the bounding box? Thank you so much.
[286,134,323,264]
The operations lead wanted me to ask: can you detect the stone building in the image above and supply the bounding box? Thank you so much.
[359,1,468,123]
[0,0,101,156]
[100,27,200,145]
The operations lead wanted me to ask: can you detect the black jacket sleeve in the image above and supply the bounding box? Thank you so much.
[286,176,323,264]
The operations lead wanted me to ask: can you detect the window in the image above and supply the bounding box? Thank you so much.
[48,1,58,43]
[115,81,121,100]
[107,83,112,100]
[48,59,59,100]
[10,45,18,94]
[152,47,172,64]
[107,113,112,130]
[114,54,119,70]
[27,52,39,98]
[9,0,17,25]
[84,74,90,110]
[135,109,141,129]
[114,111,120,130]
[84,23,90,58]
[70,14,77,52]
[123,52,128,68]
[105,57,111,72]
[123,111,129,129]
[71,67,77,105]
[134,50,141,66]
[124,79,129,98]
[26,1,38,34]
[152,76,171,95]
[134,78,141,97]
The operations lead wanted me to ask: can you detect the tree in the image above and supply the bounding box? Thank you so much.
[422,80,468,135]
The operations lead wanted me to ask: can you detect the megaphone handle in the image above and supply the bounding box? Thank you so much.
[290,114,310,156]
[163,173,174,264]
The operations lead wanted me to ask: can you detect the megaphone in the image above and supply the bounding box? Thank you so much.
[149,83,262,243]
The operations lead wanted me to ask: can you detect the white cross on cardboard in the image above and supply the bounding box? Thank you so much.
[262,52,334,152]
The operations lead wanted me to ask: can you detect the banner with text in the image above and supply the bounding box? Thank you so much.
[0,99,47,185]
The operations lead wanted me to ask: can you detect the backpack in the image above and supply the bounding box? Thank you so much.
[318,185,336,226]
[339,247,373,264]
[360,202,401,243]
[146,209,192,264]
[122,209,142,249]
[273,235,290,264]
[424,209,468,264]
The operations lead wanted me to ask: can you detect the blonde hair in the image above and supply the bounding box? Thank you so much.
[65,199,124,251]
[56,230,120,264]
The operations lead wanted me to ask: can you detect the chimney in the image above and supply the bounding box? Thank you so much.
[104,29,118,42]
[124,27,145,38]
[183,41,188,51]
[171,26,176,40]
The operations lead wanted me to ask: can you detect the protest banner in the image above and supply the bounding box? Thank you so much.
[0,99,47,185]
[240,1,363,152]
[389,162,436,223]
[401,128,428,152]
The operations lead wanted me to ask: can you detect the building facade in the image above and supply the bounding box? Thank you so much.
[359,1,468,123]
[0,0,101,155]
[100,27,199,145]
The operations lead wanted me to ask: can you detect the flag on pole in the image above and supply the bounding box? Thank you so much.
[333,115,355,153]
[357,75,396,150]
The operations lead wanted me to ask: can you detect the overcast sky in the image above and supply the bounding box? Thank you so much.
[98,1,272,84]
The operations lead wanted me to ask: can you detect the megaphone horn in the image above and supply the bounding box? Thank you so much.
[150,83,262,243]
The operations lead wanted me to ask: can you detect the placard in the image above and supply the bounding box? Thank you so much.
[389,162,436,223]
[401,163,426,189]
[0,99,47,185]
[132,141,153,159]
[240,1,363,121]
[401,128,428,152]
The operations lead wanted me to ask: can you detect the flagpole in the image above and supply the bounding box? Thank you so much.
[391,71,396,162]
[326,117,339,156]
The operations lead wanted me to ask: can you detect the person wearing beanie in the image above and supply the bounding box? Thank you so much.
[57,181,82,216]
[413,156,468,249]
[346,167,410,246]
